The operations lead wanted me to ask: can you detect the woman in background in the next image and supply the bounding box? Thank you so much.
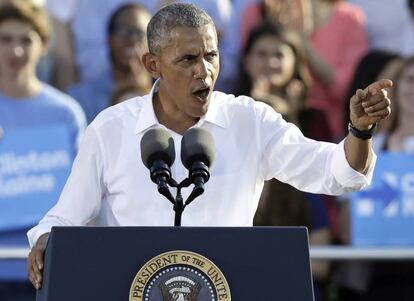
[67,3,153,123]
[241,0,369,141]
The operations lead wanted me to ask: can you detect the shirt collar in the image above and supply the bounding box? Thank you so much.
[135,79,228,134]
[200,91,228,129]
[135,80,160,134]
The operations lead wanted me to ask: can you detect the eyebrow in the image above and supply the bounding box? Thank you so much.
[172,52,198,63]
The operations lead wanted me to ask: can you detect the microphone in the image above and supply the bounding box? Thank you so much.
[140,128,175,197]
[181,128,215,199]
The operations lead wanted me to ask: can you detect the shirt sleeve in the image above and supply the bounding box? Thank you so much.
[257,104,376,195]
[27,125,105,247]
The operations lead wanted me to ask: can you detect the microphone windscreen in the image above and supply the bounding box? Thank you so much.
[181,128,215,169]
[140,128,175,168]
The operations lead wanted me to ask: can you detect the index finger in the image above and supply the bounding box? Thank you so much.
[367,79,393,95]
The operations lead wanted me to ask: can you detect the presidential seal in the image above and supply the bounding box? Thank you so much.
[129,250,231,301]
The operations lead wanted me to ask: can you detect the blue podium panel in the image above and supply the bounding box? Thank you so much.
[350,153,414,245]
[38,226,314,301]
[0,125,72,231]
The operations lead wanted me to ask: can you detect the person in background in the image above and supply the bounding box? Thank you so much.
[0,0,76,90]
[44,0,158,85]
[67,3,152,124]
[236,21,332,141]
[335,56,414,300]
[333,50,403,299]
[305,0,368,141]
[379,57,414,153]
[110,82,146,106]
[240,0,314,48]
[236,21,331,300]
[0,1,86,300]
[241,0,369,141]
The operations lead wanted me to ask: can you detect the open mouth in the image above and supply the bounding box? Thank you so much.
[192,86,211,102]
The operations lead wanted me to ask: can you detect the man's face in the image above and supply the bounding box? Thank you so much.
[109,9,151,69]
[154,25,220,120]
[0,20,45,75]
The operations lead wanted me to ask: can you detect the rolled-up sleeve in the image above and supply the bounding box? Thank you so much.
[258,104,376,195]
[331,139,376,191]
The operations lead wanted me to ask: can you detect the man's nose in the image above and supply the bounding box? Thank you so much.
[193,59,209,79]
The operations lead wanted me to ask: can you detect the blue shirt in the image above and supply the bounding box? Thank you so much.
[67,71,113,124]
[0,83,86,280]
[0,83,86,157]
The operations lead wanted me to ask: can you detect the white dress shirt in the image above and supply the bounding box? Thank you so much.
[27,81,376,247]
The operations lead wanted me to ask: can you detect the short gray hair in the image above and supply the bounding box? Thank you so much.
[147,3,215,54]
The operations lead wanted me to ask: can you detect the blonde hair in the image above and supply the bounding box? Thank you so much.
[0,0,50,41]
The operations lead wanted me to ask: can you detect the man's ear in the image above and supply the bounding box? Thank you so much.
[142,52,161,79]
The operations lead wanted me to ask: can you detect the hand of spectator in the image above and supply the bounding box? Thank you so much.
[251,76,272,102]
[27,233,50,290]
[251,76,289,114]
[286,79,305,112]
[349,79,393,130]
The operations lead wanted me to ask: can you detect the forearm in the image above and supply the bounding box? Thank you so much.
[304,40,334,87]
[27,215,74,247]
[344,132,373,174]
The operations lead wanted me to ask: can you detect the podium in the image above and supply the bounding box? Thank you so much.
[37,226,314,300]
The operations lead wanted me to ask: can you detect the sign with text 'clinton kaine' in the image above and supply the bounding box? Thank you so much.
[350,153,414,245]
[0,125,72,231]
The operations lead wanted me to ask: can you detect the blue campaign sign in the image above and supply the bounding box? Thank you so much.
[350,153,414,245]
[0,125,72,231]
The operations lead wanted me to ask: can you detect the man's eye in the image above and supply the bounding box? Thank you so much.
[182,56,195,62]
[205,53,217,61]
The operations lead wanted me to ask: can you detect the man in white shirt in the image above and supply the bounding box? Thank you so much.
[27,3,392,290]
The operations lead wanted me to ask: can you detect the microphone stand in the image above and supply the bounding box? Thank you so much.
[159,178,205,226]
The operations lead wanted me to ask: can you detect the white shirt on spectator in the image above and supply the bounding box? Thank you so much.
[27,80,375,247]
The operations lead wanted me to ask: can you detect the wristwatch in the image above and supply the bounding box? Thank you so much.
[348,122,377,140]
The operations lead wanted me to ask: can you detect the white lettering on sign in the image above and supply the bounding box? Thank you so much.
[0,174,55,197]
[402,198,414,217]
[356,199,374,217]
[0,151,70,176]
[401,173,414,194]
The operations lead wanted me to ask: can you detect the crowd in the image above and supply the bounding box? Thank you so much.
[0,0,413,300]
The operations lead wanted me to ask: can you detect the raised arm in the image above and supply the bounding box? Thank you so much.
[344,79,392,173]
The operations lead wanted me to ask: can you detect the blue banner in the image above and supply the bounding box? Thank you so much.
[350,153,414,245]
[0,125,72,231]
